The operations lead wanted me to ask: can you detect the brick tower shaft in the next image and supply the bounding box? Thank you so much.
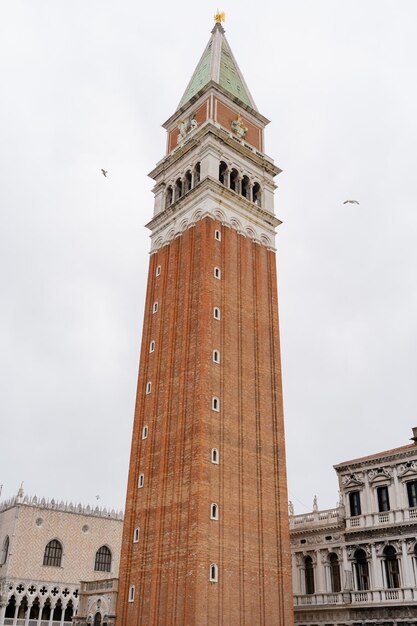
[116,20,294,626]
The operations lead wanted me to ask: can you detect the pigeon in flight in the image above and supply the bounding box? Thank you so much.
[101,169,108,177]
[343,199,359,205]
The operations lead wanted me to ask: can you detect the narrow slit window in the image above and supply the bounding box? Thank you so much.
[146,382,152,395]
[149,340,155,353]
[152,302,158,313]
[155,266,161,277]
[211,503,219,520]
[133,528,140,543]
[215,229,221,241]
[212,396,220,412]
[213,307,221,320]
[209,563,218,583]
[214,267,221,279]
[128,585,135,602]
[213,350,220,364]
[142,425,148,439]
[211,448,219,464]
[138,473,144,488]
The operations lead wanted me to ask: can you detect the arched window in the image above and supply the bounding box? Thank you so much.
[241,175,250,199]
[175,178,183,201]
[165,186,173,208]
[94,546,112,572]
[94,612,101,626]
[354,548,369,590]
[209,563,218,582]
[213,350,220,364]
[304,556,315,594]
[1,535,9,565]
[230,168,239,193]
[252,182,262,206]
[211,448,219,464]
[43,540,63,567]
[184,170,192,193]
[210,503,219,520]
[384,545,400,588]
[219,161,227,185]
[212,396,220,412]
[329,553,341,593]
[194,162,201,185]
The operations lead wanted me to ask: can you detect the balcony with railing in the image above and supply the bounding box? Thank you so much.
[346,507,417,530]
[294,587,417,607]
[290,506,345,530]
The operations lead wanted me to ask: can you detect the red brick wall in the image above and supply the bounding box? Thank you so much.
[215,100,262,151]
[116,218,293,625]
[168,99,209,153]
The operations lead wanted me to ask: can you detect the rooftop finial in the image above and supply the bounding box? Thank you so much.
[214,10,225,24]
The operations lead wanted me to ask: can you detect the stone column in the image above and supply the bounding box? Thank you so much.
[24,602,32,626]
[0,603,7,625]
[37,603,45,626]
[48,603,55,626]
[401,540,413,588]
[12,599,20,626]
[316,552,326,593]
[371,544,384,589]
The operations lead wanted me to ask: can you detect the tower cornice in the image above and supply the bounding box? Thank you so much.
[149,122,281,182]
[145,175,281,254]
[164,81,270,130]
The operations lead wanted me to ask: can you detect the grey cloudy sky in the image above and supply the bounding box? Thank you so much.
[1,1,417,515]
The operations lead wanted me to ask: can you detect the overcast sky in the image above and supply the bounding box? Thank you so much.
[1,1,417,515]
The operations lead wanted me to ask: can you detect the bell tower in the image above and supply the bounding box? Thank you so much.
[116,17,294,626]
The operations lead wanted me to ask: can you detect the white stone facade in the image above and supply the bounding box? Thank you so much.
[291,429,417,625]
[0,491,123,626]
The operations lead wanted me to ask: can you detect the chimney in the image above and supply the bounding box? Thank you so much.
[411,427,417,443]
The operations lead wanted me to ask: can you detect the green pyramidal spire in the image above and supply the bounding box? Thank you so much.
[177,22,257,111]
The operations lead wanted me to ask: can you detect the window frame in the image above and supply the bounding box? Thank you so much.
[138,473,145,488]
[213,307,221,320]
[43,539,63,568]
[94,545,112,573]
[214,267,221,280]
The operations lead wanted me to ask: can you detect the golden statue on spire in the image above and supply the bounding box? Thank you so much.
[214,10,225,23]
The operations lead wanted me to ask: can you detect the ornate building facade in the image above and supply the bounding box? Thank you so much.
[116,16,293,626]
[0,489,123,626]
[291,428,417,625]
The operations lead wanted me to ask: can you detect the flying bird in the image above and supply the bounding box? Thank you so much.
[343,199,359,205]
[101,169,108,177]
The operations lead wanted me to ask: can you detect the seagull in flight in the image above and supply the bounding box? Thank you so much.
[343,199,359,205]
[101,169,108,178]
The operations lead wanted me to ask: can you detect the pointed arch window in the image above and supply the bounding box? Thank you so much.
[94,546,112,572]
[43,540,63,567]
[1,535,9,565]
